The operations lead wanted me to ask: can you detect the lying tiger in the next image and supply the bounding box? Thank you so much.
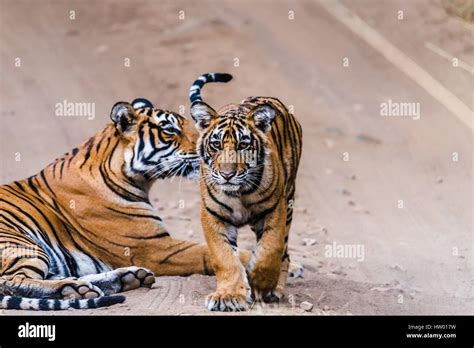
[189,73,303,311]
[0,86,253,310]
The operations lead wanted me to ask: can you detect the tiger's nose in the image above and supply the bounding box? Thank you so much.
[220,171,236,181]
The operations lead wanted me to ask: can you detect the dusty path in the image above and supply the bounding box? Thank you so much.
[0,0,472,315]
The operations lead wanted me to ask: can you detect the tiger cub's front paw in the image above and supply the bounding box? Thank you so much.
[205,288,252,312]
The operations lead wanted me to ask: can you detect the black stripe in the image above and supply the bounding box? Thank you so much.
[204,204,237,227]
[79,137,95,169]
[39,170,56,197]
[159,244,197,264]
[39,299,50,310]
[106,207,163,221]
[7,296,22,309]
[248,200,280,226]
[124,232,170,240]
[26,176,40,196]
[13,181,25,192]
[205,184,234,213]
[4,264,46,278]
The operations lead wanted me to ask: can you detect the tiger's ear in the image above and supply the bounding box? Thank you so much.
[252,104,276,132]
[110,102,137,133]
[190,101,218,131]
[131,98,154,110]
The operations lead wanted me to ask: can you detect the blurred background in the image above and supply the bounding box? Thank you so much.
[0,0,472,314]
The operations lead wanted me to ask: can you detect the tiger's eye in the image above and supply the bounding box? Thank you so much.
[238,142,250,150]
[211,141,221,149]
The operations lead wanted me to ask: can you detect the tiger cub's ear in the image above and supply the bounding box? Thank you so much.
[252,104,276,132]
[110,102,137,133]
[190,101,218,132]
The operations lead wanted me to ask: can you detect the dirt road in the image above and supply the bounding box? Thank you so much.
[0,0,472,315]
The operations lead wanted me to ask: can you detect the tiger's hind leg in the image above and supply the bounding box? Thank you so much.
[79,266,155,295]
[0,239,103,300]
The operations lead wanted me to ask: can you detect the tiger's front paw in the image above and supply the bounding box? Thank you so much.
[205,289,252,312]
[248,269,279,295]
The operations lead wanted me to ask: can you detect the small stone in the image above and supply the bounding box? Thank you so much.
[331,266,346,275]
[356,134,382,145]
[348,201,370,214]
[350,174,357,180]
[300,301,314,312]
[303,238,317,246]
[324,138,336,148]
[94,44,109,54]
[325,127,344,136]
[390,264,405,272]
[314,225,328,234]
[436,177,444,184]
[353,103,363,111]
[295,207,308,214]
[339,188,351,196]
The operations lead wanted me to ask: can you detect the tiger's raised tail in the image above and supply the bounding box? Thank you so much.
[189,73,233,103]
[0,293,125,311]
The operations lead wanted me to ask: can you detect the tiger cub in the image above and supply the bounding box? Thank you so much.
[189,73,303,311]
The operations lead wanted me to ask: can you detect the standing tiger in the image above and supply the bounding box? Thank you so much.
[189,73,303,311]
[0,95,252,311]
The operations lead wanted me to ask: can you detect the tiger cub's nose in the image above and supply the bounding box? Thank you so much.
[220,171,236,181]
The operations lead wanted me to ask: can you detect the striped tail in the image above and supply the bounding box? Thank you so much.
[189,73,233,103]
[0,293,125,311]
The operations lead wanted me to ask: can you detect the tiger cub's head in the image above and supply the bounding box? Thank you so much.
[110,98,200,182]
[190,99,277,194]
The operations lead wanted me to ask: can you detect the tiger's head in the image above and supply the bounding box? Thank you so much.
[110,98,200,183]
[190,100,276,193]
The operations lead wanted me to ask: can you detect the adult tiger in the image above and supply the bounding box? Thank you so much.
[189,73,303,311]
[0,97,240,310]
